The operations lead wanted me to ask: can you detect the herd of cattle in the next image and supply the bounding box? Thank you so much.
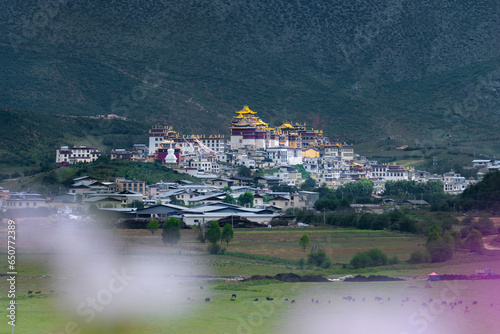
[190,285,492,314]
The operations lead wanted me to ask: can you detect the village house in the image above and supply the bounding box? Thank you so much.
[210,178,235,189]
[0,186,10,207]
[116,177,147,195]
[185,193,226,206]
[230,176,254,187]
[5,192,49,209]
[266,147,303,165]
[253,193,265,207]
[148,181,177,200]
[82,190,143,210]
[56,146,101,166]
[442,172,470,195]
[70,178,117,196]
[180,203,278,226]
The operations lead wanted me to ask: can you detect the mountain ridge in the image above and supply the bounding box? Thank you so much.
[1,0,499,155]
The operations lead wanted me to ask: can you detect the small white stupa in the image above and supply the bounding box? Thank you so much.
[163,140,177,165]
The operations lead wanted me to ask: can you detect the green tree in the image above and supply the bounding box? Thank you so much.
[206,220,222,254]
[222,193,236,204]
[238,165,252,177]
[336,179,374,201]
[372,215,390,230]
[464,229,484,253]
[299,234,310,252]
[300,178,316,191]
[314,198,338,211]
[426,224,442,244]
[460,171,500,212]
[221,223,234,248]
[237,192,254,207]
[162,217,181,246]
[147,218,159,235]
[206,220,222,245]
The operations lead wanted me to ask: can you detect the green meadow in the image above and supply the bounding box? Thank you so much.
[1,226,500,333]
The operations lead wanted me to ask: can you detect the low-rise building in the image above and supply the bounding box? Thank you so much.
[180,203,278,226]
[0,186,10,207]
[56,146,101,165]
[442,172,469,195]
[5,192,49,209]
[266,147,303,165]
[115,178,147,195]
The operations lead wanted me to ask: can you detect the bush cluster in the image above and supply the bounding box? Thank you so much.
[307,249,332,269]
[349,249,390,269]
[408,250,431,264]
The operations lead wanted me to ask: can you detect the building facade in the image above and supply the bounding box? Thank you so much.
[115,177,147,195]
[56,146,101,165]
[230,106,328,151]
[148,125,225,156]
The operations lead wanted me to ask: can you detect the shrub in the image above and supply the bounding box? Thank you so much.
[472,217,495,236]
[426,240,454,263]
[208,243,221,254]
[408,250,431,264]
[460,226,471,238]
[350,253,371,269]
[372,215,390,230]
[461,215,474,226]
[451,230,462,249]
[147,218,159,235]
[388,256,399,265]
[162,217,181,246]
[307,249,332,268]
[208,244,221,254]
[349,248,389,269]
[366,248,388,266]
[464,229,484,253]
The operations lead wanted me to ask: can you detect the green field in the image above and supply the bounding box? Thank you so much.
[1,224,500,333]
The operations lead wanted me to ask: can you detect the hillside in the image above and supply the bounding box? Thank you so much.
[0,109,149,168]
[1,158,199,196]
[1,0,499,156]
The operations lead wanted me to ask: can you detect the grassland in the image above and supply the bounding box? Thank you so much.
[1,222,500,333]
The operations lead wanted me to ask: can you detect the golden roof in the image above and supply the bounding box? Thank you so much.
[280,123,295,129]
[236,105,256,114]
[255,119,268,126]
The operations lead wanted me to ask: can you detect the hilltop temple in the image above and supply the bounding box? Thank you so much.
[230,106,328,150]
[148,125,225,159]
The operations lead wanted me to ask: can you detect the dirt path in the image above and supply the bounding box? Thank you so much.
[483,234,500,250]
